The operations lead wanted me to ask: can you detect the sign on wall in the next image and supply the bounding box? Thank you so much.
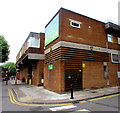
[82,63,85,68]
[45,14,59,46]
[48,64,53,70]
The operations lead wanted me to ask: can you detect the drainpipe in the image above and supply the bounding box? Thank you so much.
[106,42,110,87]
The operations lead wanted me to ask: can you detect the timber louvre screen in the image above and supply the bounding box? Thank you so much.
[65,60,82,91]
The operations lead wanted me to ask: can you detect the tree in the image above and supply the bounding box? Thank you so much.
[1,62,16,76]
[0,35,10,63]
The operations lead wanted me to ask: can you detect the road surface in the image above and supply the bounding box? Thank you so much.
[1,78,120,112]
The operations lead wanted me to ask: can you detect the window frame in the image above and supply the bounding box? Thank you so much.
[69,19,82,28]
[111,54,120,63]
[107,34,113,42]
[118,37,120,44]
[27,37,40,48]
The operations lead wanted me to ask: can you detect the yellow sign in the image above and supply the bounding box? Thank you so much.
[82,64,85,68]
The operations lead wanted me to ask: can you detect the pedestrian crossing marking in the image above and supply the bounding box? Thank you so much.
[77,109,90,111]
[49,105,77,111]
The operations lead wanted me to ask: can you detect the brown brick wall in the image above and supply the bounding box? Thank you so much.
[45,8,119,51]
[59,9,107,48]
[108,42,119,50]
[40,33,45,54]
[19,60,44,85]
[44,60,65,93]
[108,54,120,86]
[19,65,28,81]
[32,60,44,86]
[82,61,107,89]
[45,9,107,50]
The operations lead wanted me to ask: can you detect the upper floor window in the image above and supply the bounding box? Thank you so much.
[118,37,120,44]
[28,37,40,48]
[107,34,113,42]
[69,19,82,28]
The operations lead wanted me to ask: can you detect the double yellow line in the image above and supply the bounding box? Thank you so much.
[86,93,120,102]
[8,88,120,107]
[8,88,73,106]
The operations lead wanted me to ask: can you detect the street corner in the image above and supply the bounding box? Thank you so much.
[9,87,32,103]
[7,88,73,106]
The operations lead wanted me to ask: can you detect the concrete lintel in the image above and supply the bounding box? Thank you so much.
[28,53,45,60]
[45,41,120,55]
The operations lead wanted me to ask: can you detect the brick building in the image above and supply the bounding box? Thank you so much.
[16,8,120,93]
[16,32,45,86]
[44,8,120,93]
[0,68,8,79]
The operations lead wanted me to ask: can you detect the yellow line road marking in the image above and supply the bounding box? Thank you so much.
[87,94,120,102]
[8,89,15,104]
[79,101,87,103]
[8,88,120,107]
[8,88,73,106]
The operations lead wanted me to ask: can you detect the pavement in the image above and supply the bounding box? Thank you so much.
[8,79,120,104]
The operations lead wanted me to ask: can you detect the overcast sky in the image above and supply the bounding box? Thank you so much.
[0,0,119,63]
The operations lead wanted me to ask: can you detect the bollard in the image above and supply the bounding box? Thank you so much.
[70,83,74,99]
[25,78,28,84]
[29,79,32,85]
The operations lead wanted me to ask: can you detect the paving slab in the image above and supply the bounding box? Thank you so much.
[9,80,120,104]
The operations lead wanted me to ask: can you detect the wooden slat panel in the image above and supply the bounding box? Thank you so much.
[65,60,82,91]
[45,46,109,63]
[61,47,109,62]
[45,47,62,63]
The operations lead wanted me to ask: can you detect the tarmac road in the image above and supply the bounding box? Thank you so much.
[1,78,120,112]
[63,95,120,112]
[1,78,37,111]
